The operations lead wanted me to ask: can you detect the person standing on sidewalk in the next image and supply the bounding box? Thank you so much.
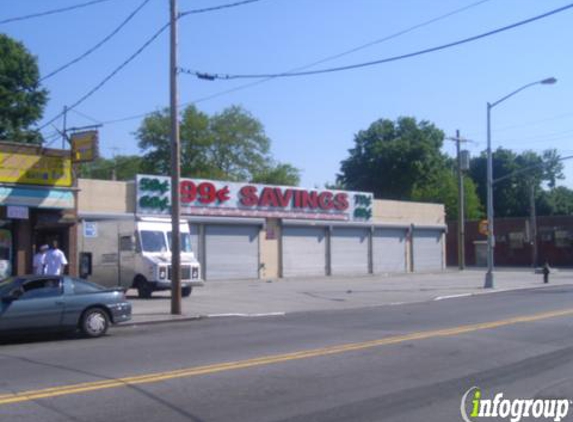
[45,240,68,276]
[33,244,49,275]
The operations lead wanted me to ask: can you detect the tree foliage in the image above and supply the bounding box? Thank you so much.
[337,117,446,200]
[336,116,484,219]
[80,155,143,181]
[0,34,48,144]
[411,167,483,220]
[136,105,299,185]
[469,148,564,218]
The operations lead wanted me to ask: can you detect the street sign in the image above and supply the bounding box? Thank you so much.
[478,219,489,235]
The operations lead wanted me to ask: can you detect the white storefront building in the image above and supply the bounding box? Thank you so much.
[78,175,446,281]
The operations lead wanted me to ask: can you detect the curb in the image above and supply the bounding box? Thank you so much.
[117,282,573,328]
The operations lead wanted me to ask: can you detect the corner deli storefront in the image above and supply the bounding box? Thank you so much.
[0,143,76,278]
[137,175,446,280]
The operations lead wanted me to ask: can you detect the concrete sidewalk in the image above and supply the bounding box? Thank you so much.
[123,268,573,325]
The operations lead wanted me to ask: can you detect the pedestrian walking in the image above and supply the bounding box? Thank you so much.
[33,244,49,275]
[45,240,68,276]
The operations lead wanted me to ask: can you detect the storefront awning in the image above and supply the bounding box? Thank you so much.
[0,186,74,209]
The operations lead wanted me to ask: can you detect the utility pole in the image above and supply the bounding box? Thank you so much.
[62,106,68,149]
[456,130,466,270]
[170,0,182,314]
[447,132,469,270]
[529,182,537,268]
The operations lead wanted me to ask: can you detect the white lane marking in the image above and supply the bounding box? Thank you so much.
[434,293,473,301]
[207,312,286,318]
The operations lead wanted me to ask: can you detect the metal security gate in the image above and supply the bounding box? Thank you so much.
[190,224,260,280]
[282,226,327,277]
[413,229,444,272]
[372,228,407,273]
[330,227,369,275]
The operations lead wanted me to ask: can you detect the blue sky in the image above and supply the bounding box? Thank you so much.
[2,0,573,189]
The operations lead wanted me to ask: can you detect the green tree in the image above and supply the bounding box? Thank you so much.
[250,162,300,186]
[136,105,298,183]
[536,186,573,216]
[469,148,564,217]
[80,155,142,181]
[411,167,483,220]
[0,34,48,143]
[337,117,446,199]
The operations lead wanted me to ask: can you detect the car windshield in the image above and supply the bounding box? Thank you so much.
[140,230,167,253]
[167,232,192,253]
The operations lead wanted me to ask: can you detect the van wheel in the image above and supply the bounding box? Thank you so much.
[136,277,153,299]
[182,286,192,297]
[80,308,109,338]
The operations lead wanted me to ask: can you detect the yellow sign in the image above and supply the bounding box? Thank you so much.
[71,130,99,163]
[478,219,489,236]
[0,152,72,187]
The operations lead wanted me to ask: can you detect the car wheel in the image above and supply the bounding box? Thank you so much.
[182,286,192,297]
[137,277,153,299]
[81,308,109,338]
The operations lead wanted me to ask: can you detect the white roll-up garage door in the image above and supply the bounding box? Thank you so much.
[373,228,407,273]
[282,226,327,277]
[413,229,444,272]
[331,227,369,275]
[204,225,260,280]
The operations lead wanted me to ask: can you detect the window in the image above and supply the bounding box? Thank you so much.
[555,230,571,248]
[120,236,133,252]
[140,231,167,253]
[167,232,192,253]
[20,278,62,300]
[72,278,105,294]
[509,232,524,249]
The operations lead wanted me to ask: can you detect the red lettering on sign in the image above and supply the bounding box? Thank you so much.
[293,190,303,208]
[180,180,196,203]
[198,182,216,204]
[318,192,334,210]
[275,188,293,208]
[333,193,349,210]
[260,187,278,207]
[239,185,258,207]
[301,191,318,209]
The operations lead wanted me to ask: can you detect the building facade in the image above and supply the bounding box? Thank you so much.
[78,176,446,282]
[447,216,573,268]
[0,142,77,278]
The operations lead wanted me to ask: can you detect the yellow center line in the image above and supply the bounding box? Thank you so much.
[1,307,572,406]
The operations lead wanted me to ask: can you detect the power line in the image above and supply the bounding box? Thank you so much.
[41,0,151,82]
[0,0,114,25]
[37,22,170,132]
[282,0,495,73]
[70,108,102,124]
[182,2,573,80]
[180,0,268,17]
[100,0,494,124]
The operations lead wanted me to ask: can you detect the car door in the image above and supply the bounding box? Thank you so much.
[0,277,65,331]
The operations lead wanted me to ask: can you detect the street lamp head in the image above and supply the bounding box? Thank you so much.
[541,77,557,85]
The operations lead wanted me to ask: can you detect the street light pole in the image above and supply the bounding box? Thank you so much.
[484,77,557,289]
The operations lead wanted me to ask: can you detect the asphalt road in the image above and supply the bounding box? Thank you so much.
[1,285,573,422]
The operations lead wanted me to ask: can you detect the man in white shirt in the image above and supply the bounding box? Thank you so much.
[33,244,49,275]
[45,241,68,276]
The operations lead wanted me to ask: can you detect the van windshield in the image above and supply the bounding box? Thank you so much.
[140,231,167,253]
[167,232,192,253]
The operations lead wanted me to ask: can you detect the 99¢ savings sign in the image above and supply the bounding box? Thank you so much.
[136,175,373,222]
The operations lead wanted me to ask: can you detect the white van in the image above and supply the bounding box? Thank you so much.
[79,216,203,298]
